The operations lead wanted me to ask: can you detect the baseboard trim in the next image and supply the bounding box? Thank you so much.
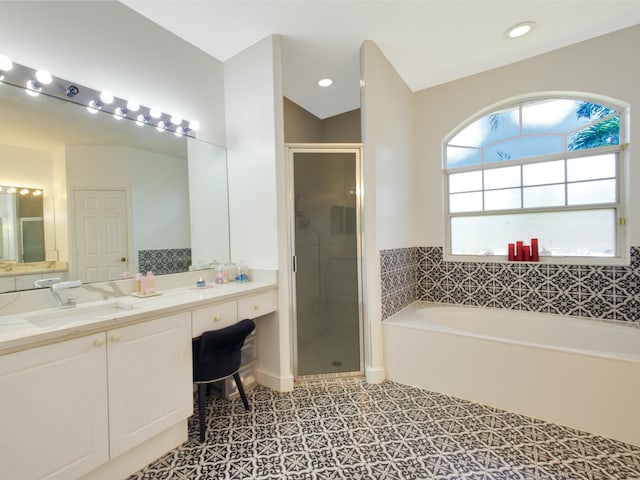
[365,365,386,384]
[255,368,294,392]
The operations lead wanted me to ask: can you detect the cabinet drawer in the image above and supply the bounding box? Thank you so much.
[238,291,275,320]
[192,300,238,337]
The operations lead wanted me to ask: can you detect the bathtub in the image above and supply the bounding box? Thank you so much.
[383,302,640,446]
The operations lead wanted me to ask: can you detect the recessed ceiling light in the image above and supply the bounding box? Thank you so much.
[505,21,536,39]
[318,78,333,87]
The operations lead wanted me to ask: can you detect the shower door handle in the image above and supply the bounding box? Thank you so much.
[292,255,297,273]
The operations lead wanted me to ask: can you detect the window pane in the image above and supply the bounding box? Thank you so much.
[484,188,520,211]
[450,209,616,257]
[522,99,587,135]
[568,115,620,151]
[449,192,482,213]
[568,179,616,205]
[484,135,565,163]
[449,171,482,193]
[523,185,565,208]
[484,166,520,190]
[567,153,616,182]
[446,146,482,168]
[523,160,565,186]
[448,108,519,149]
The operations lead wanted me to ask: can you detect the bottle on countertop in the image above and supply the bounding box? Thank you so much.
[135,272,143,294]
[145,271,156,294]
[236,261,249,282]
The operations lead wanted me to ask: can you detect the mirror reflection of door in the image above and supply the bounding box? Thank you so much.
[73,189,128,283]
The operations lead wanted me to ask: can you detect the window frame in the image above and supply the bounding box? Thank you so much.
[442,94,629,266]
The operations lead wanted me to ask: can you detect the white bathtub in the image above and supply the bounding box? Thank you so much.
[383,302,640,446]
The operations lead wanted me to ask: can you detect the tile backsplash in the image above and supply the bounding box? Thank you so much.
[138,248,192,275]
[381,246,640,322]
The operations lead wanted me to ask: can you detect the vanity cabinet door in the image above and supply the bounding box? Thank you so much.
[107,312,192,458]
[0,333,109,480]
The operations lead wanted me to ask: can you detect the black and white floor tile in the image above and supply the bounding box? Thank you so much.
[128,378,640,480]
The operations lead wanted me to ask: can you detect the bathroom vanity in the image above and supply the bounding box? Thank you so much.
[0,281,276,480]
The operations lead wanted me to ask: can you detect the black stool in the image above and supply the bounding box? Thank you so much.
[192,318,255,442]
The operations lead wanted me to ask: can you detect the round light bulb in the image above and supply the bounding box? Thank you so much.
[136,114,147,126]
[100,91,114,104]
[188,120,200,131]
[149,108,162,119]
[20,188,30,195]
[170,114,182,125]
[35,69,52,85]
[33,190,42,196]
[0,54,13,72]
[25,80,41,96]
[156,120,167,132]
[113,107,126,119]
[87,100,101,114]
[8,187,16,193]
[174,126,184,137]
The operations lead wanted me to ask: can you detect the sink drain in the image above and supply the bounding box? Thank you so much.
[332,360,342,366]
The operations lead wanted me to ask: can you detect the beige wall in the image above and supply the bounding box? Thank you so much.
[284,97,361,143]
[414,24,640,248]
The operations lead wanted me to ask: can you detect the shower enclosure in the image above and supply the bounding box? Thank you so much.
[288,146,363,378]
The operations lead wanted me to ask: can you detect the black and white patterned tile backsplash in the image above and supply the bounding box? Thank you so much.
[138,248,192,275]
[381,246,640,322]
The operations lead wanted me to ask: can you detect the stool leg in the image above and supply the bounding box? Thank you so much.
[233,372,250,411]
[198,383,207,442]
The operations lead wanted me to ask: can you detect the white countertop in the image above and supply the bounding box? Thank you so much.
[0,281,276,355]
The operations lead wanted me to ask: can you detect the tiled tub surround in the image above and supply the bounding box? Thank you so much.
[381,246,640,322]
[380,247,422,319]
[138,248,192,275]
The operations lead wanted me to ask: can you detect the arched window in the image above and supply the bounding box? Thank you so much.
[443,95,628,263]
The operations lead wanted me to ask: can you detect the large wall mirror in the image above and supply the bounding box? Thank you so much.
[0,78,230,292]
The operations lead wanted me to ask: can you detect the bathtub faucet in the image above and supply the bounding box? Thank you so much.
[50,280,82,308]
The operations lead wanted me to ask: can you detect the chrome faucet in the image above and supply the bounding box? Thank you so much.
[50,280,82,307]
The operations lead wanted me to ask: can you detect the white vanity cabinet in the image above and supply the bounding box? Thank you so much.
[0,333,110,480]
[107,312,192,458]
[0,311,192,480]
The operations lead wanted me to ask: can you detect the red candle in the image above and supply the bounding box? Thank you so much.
[531,238,539,262]
[523,245,531,261]
[508,243,515,261]
[516,241,523,261]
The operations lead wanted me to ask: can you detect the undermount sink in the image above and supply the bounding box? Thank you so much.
[25,302,136,328]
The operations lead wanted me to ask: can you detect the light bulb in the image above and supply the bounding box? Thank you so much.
[114,107,126,119]
[170,114,182,125]
[35,69,52,85]
[174,126,184,137]
[188,120,200,131]
[33,190,42,196]
[25,80,41,96]
[318,78,333,87]
[100,91,114,104]
[156,120,167,132]
[7,187,16,193]
[87,100,101,114]
[136,114,147,126]
[0,54,13,74]
[20,188,30,195]
[505,21,536,39]
[149,108,162,119]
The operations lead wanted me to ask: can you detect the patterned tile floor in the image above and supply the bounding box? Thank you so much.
[129,378,640,480]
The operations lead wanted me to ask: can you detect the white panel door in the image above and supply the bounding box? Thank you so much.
[107,312,193,458]
[74,189,128,283]
[0,334,109,480]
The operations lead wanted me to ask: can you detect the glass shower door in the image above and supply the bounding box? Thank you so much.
[292,149,362,377]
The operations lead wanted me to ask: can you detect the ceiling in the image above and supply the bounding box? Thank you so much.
[121,1,640,120]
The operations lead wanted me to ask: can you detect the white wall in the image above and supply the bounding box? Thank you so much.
[414,24,640,248]
[360,40,415,383]
[0,1,225,145]
[224,35,293,391]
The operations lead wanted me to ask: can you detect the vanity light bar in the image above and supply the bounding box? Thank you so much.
[0,56,199,138]
[0,185,42,196]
